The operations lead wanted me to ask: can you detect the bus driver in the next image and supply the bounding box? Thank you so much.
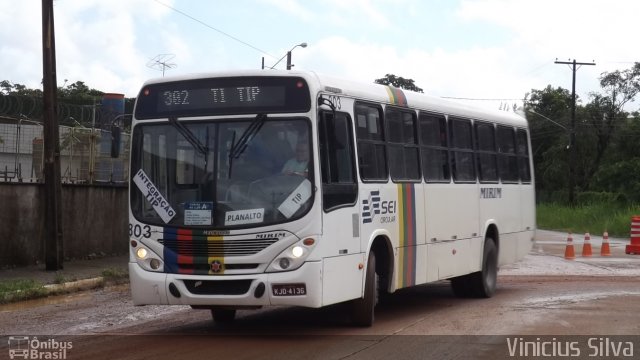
[281,142,309,176]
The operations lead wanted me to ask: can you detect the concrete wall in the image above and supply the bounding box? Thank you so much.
[0,183,128,267]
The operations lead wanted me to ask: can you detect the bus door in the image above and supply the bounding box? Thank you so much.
[318,109,362,305]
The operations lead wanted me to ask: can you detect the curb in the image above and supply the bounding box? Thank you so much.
[43,277,105,295]
[1,276,128,304]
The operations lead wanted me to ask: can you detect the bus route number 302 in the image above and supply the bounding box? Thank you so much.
[272,284,307,296]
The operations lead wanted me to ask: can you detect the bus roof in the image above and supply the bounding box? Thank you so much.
[140,69,527,128]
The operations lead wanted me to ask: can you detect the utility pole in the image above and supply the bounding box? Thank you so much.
[42,0,64,270]
[554,58,595,206]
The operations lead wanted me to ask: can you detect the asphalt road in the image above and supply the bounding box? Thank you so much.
[1,230,639,359]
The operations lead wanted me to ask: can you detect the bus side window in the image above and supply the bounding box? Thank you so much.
[319,111,357,211]
[497,126,519,183]
[355,103,387,181]
[449,117,476,182]
[516,129,531,183]
[419,112,450,182]
[475,122,499,183]
[386,108,420,182]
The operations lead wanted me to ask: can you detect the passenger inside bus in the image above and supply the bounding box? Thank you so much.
[281,142,309,176]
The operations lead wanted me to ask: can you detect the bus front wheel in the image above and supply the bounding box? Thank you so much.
[350,252,377,327]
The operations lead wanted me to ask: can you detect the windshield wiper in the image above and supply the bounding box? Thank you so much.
[168,116,209,157]
[229,113,267,160]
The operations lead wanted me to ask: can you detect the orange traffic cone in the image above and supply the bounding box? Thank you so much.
[564,233,575,260]
[582,233,593,257]
[626,215,640,255]
[600,231,611,256]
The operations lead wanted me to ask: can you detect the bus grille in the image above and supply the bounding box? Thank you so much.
[159,237,279,257]
[183,279,252,295]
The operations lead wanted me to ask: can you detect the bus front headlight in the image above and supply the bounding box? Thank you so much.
[133,244,164,272]
[267,238,316,273]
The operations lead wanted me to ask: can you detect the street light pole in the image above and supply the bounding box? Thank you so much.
[286,51,292,70]
[270,42,307,70]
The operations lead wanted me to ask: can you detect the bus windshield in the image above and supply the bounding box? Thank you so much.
[130,117,313,229]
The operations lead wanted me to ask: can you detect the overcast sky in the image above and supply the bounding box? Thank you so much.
[1,0,639,110]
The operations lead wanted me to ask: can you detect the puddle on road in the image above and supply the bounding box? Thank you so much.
[0,292,92,312]
[521,290,640,308]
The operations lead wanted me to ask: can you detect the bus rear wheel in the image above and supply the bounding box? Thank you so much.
[451,238,497,298]
[350,252,377,327]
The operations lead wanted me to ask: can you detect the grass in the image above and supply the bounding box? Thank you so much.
[537,202,640,238]
[0,279,47,304]
[0,267,129,305]
[101,267,129,284]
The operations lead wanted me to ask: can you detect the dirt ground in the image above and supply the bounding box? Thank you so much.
[1,230,638,359]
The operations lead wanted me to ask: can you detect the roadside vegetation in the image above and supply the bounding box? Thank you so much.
[0,279,47,304]
[537,198,640,238]
[0,267,129,304]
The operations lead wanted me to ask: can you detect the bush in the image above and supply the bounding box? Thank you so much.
[590,158,640,203]
[577,191,627,206]
[537,202,640,237]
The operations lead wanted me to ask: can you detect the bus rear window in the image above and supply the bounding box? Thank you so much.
[135,76,311,119]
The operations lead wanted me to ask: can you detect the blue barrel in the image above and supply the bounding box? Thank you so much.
[101,93,125,126]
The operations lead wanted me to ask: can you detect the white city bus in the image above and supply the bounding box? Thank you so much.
[127,70,535,326]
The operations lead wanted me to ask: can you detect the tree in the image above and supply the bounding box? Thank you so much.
[580,62,640,187]
[0,80,43,97]
[524,63,640,203]
[0,80,134,128]
[375,74,424,93]
[524,86,573,195]
[59,80,103,101]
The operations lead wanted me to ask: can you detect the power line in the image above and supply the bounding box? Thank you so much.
[153,0,276,59]
[441,96,525,101]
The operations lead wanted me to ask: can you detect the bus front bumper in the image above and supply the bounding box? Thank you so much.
[129,261,323,308]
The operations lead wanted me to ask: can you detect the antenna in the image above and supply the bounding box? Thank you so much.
[146,54,177,76]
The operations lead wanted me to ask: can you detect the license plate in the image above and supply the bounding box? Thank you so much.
[272,284,306,296]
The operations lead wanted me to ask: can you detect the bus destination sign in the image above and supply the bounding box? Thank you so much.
[158,85,285,111]
[135,76,311,119]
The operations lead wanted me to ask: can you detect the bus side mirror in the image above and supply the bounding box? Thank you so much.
[111,125,121,158]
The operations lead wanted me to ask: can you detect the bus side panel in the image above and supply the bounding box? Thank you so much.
[424,183,479,280]
[518,184,536,259]
[322,253,365,306]
[424,183,479,242]
[397,183,427,287]
[479,185,521,234]
[320,205,363,305]
[498,233,519,266]
[428,239,474,279]
[479,184,520,266]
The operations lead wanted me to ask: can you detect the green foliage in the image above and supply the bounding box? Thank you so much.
[101,267,129,284]
[0,279,46,304]
[589,158,640,203]
[537,202,640,238]
[58,80,104,102]
[526,63,640,201]
[53,272,67,284]
[375,74,424,93]
[576,191,627,205]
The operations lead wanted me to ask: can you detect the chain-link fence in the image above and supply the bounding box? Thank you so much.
[0,118,129,184]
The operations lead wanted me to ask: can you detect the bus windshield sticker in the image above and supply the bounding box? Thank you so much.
[278,179,312,218]
[225,208,265,226]
[184,202,214,226]
[133,169,176,223]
